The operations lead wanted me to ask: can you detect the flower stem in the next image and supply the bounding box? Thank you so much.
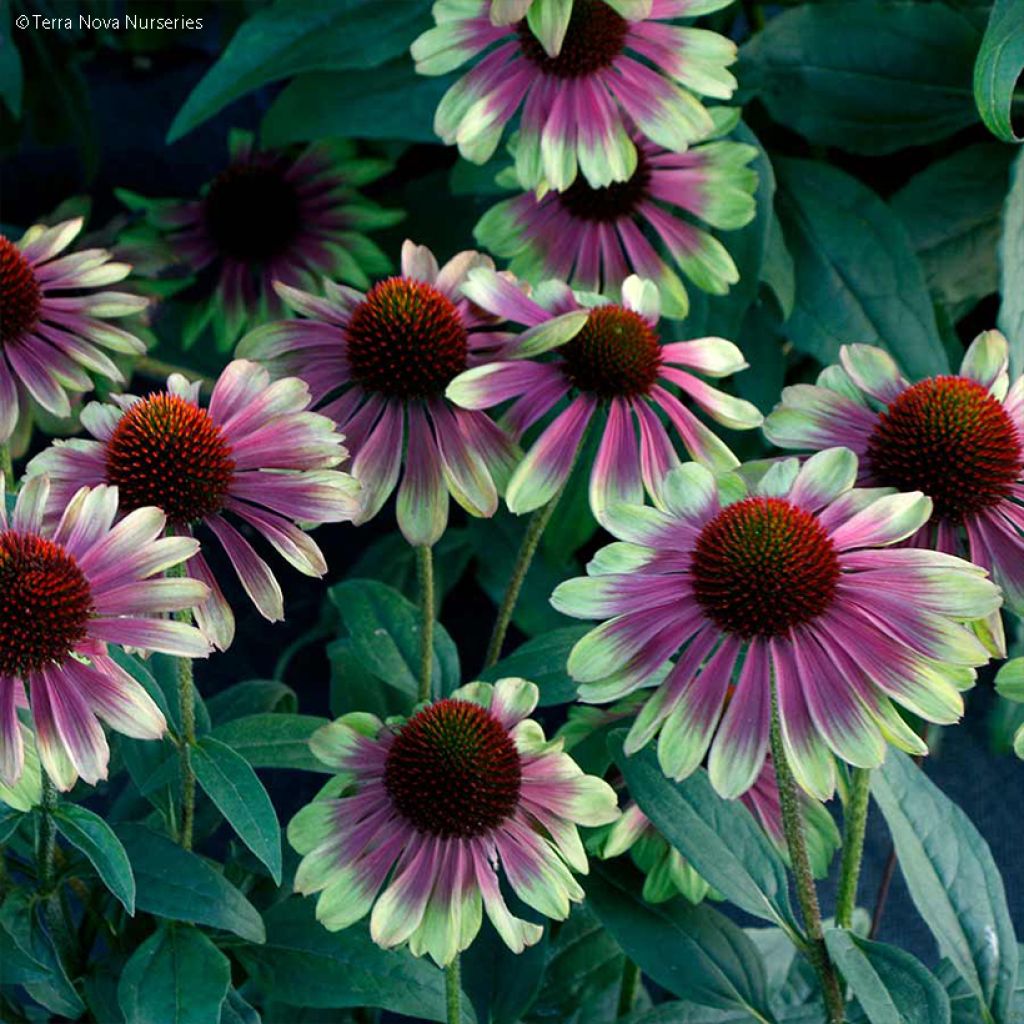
[0,443,13,487]
[445,956,461,1024]
[616,959,641,1018]
[417,545,435,704]
[38,775,71,960]
[167,563,196,849]
[484,497,561,669]
[769,682,845,1024]
[835,767,871,930]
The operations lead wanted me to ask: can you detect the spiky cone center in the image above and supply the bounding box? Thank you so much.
[202,158,302,263]
[0,236,42,345]
[384,699,523,838]
[105,393,236,524]
[558,150,652,223]
[516,0,628,78]
[0,531,93,676]
[691,497,840,639]
[561,305,661,398]
[345,277,470,399]
[866,376,1023,524]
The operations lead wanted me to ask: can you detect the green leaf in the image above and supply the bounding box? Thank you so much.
[169,0,430,141]
[193,736,282,883]
[118,924,231,1024]
[974,0,1024,142]
[528,905,629,1024]
[206,679,297,723]
[115,824,266,944]
[261,59,454,147]
[871,751,1017,1023]
[586,865,773,1021]
[462,917,547,1024]
[824,929,951,1024]
[999,150,1024,376]
[611,733,799,937]
[743,3,980,155]
[234,897,475,1022]
[328,578,460,699]
[776,158,948,378]
[891,144,1015,321]
[0,892,85,1017]
[219,988,260,1024]
[211,713,331,772]
[479,626,590,706]
[53,804,135,914]
[996,658,1024,703]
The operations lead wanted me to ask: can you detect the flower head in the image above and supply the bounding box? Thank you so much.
[764,331,1024,615]
[447,271,762,521]
[551,449,1002,800]
[238,241,520,547]
[412,0,738,191]
[27,360,359,651]
[0,219,147,449]
[476,131,757,317]
[289,678,618,965]
[122,132,401,349]
[0,475,209,790]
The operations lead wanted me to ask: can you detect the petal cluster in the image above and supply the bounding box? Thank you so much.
[552,449,1002,799]
[0,475,209,790]
[448,271,762,520]
[1,219,147,449]
[289,678,618,965]
[239,241,519,547]
[27,360,359,650]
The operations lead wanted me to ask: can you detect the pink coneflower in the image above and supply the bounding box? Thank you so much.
[122,133,401,349]
[764,331,1024,616]
[0,218,147,449]
[446,271,762,521]
[412,0,738,191]
[288,678,618,965]
[0,475,209,790]
[475,132,757,318]
[27,360,359,651]
[551,448,1002,800]
[238,241,520,547]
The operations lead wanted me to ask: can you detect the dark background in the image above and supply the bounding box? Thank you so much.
[2,2,1020,1016]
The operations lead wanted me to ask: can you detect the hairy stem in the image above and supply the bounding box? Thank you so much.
[417,545,435,703]
[38,775,71,960]
[770,683,845,1023]
[167,563,196,849]
[446,956,461,1024]
[616,959,641,1018]
[835,767,872,930]
[484,497,561,669]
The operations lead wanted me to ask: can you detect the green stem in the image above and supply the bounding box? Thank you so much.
[769,682,845,1024]
[38,775,71,960]
[835,767,872,930]
[0,442,13,487]
[484,496,561,669]
[616,959,641,1018]
[445,956,461,1024]
[168,563,196,849]
[417,546,435,703]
